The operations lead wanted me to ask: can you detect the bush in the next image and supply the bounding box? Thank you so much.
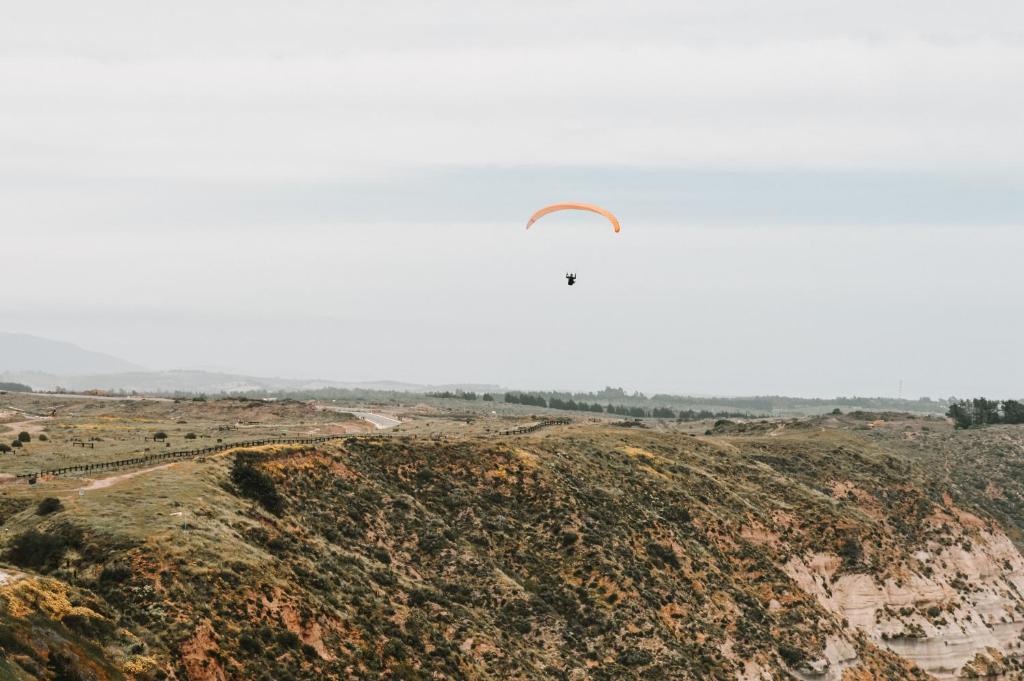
[153,431,168,441]
[778,643,806,666]
[0,443,10,454]
[275,630,301,648]
[48,652,93,681]
[38,434,48,441]
[646,542,680,569]
[230,457,284,515]
[37,497,64,516]
[62,610,115,638]
[617,649,653,667]
[238,631,262,654]
[99,562,134,583]
[184,432,197,439]
[4,527,82,572]
[838,537,863,566]
[11,440,22,449]
[17,432,30,443]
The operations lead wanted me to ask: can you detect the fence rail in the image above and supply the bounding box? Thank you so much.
[15,434,365,482]
[501,418,571,436]
[11,417,573,483]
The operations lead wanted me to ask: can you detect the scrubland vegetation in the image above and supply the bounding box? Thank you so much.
[1,396,1024,679]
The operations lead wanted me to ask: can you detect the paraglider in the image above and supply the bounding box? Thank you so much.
[526,203,620,233]
[526,203,619,285]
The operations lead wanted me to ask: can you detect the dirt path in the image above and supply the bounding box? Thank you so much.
[0,415,50,437]
[79,462,180,491]
[318,406,401,429]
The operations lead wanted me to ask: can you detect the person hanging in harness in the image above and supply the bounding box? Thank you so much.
[565,273,577,286]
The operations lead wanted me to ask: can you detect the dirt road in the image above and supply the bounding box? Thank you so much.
[318,405,401,429]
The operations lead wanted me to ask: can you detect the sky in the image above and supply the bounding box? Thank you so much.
[2,1,1023,397]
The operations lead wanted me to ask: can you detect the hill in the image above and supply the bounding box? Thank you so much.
[2,400,1024,679]
[0,332,143,375]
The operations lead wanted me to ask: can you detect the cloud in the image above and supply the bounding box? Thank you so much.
[2,1,1023,396]
[1,4,1022,182]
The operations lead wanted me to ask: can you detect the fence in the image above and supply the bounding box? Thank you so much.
[11,418,570,483]
[15,434,358,482]
[501,418,571,436]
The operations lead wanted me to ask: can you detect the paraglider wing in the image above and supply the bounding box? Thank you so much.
[526,203,620,233]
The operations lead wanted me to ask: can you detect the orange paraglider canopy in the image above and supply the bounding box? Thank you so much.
[526,203,620,233]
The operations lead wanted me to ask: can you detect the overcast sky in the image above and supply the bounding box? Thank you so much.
[2,1,1023,397]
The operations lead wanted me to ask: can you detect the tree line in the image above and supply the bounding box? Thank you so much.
[502,387,945,415]
[426,390,486,401]
[504,392,758,420]
[947,398,1024,429]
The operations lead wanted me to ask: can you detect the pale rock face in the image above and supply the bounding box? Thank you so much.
[790,635,859,681]
[739,659,777,681]
[784,528,1024,679]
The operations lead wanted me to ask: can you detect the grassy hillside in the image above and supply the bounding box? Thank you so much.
[3,406,1024,679]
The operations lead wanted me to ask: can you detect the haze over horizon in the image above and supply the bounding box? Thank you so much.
[3,1,1022,397]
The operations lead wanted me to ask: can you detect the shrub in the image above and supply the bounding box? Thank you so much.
[0,443,10,454]
[838,537,863,566]
[153,431,168,441]
[646,542,680,569]
[371,569,397,587]
[11,440,22,449]
[238,631,262,654]
[99,562,134,583]
[185,432,197,439]
[275,630,301,648]
[778,643,806,666]
[36,497,64,516]
[38,434,48,441]
[617,649,652,667]
[4,527,82,572]
[17,432,30,443]
[230,457,284,515]
[48,652,93,681]
[62,610,115,638]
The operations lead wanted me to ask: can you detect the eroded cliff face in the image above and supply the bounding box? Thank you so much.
[786,521,1024,679]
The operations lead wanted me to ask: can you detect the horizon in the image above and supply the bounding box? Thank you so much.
[0,331,988,403]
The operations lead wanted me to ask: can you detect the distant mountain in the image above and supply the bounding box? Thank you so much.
[0,366,502,396]
[0,332,143,375]
[0,333,503,395]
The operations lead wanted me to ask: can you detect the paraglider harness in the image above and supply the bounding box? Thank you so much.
[566,273,576,286]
